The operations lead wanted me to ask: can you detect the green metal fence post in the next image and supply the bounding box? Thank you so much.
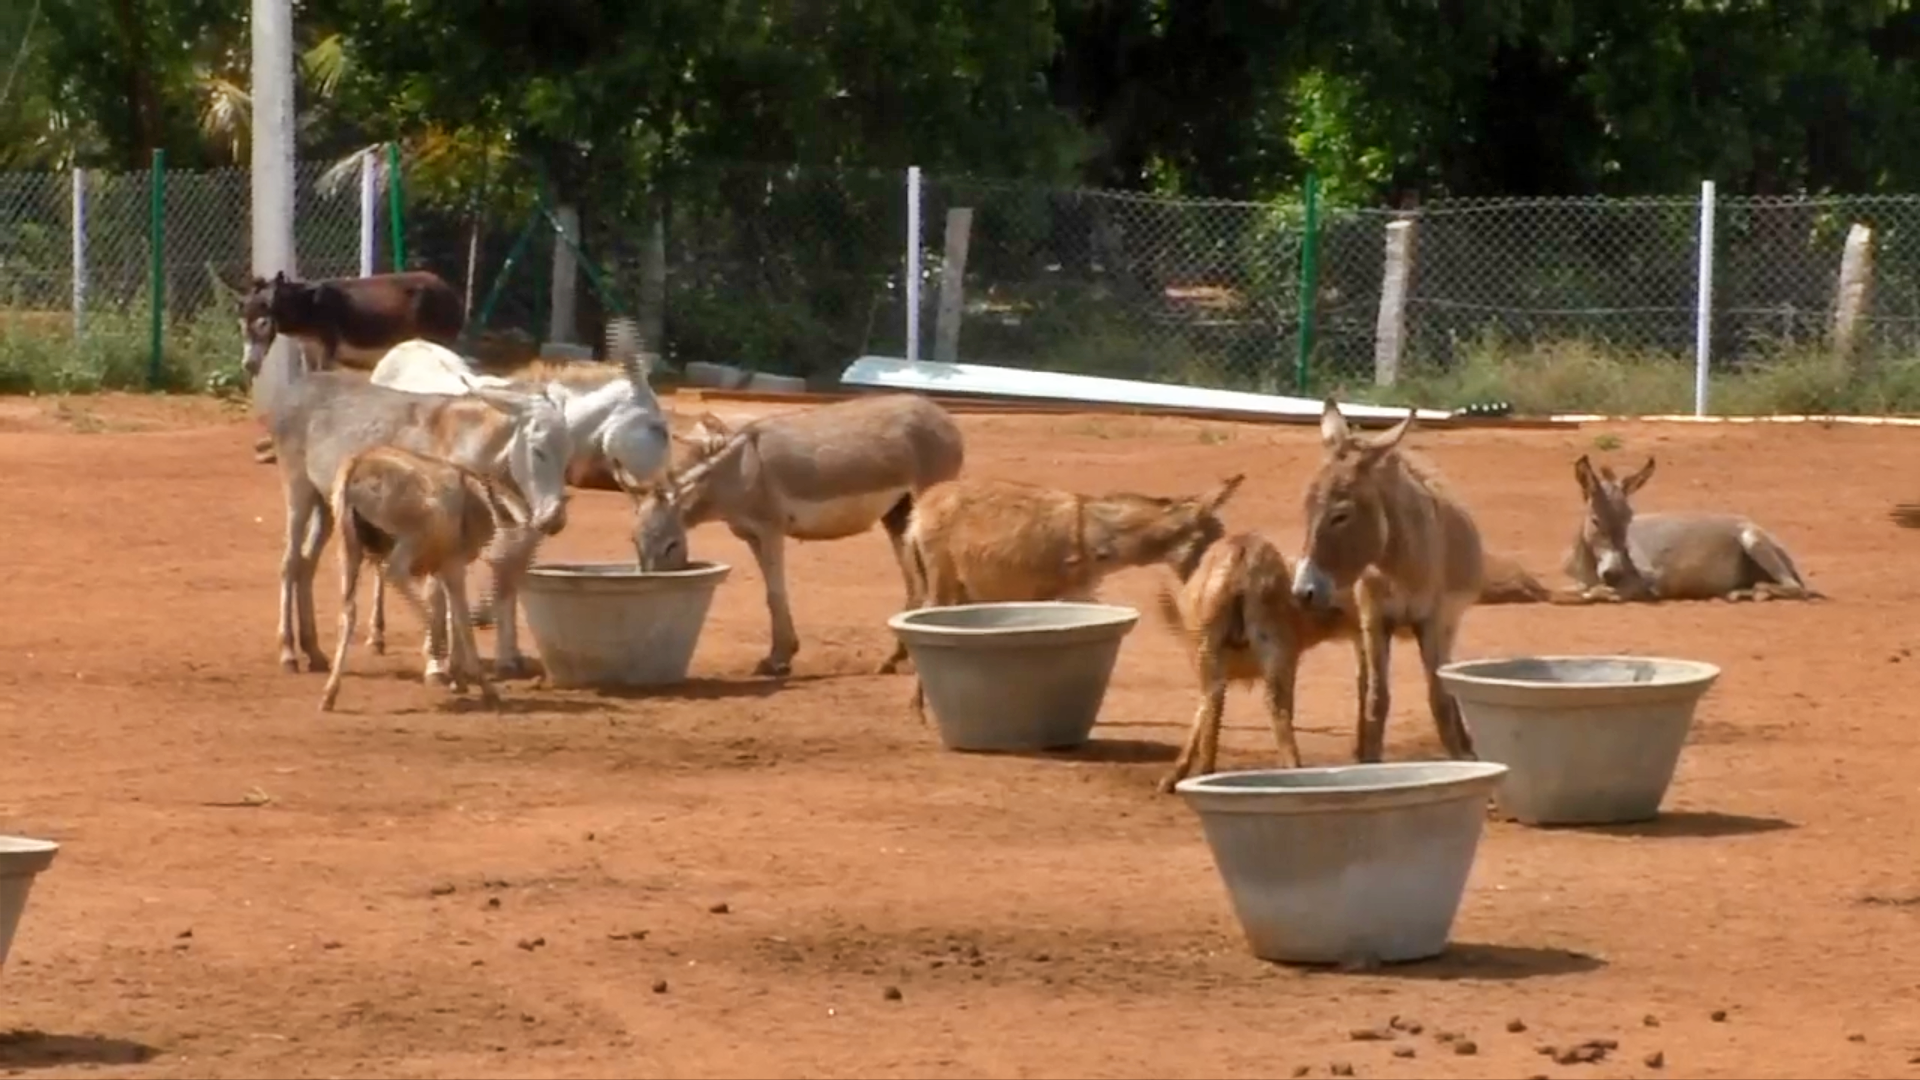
[386,141,406,271]
[465,213,541,344]
[148,147,167,389]
[1292,171,1321,395]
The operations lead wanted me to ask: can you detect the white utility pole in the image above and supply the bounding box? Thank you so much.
[251,0,297,285]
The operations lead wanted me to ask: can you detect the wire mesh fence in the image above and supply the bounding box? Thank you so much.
[6,154,1920,406]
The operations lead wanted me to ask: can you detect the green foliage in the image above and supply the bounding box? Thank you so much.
[1340,335,1920,418]
[0,306,241,396]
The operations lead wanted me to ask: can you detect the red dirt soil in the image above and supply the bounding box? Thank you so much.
[4,392,1920,1079]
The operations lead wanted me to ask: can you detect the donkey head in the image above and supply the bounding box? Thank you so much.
[472,384,574,537]
[1086,473,1247,580]
[1290,398,1415,610]
[624,413,743,572]
[1574,453,1656,595]
[239,271,313,377]
[626,478,692,572]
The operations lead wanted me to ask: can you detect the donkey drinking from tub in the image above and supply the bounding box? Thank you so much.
[1288,399,1484,764]
[624,394,965,678]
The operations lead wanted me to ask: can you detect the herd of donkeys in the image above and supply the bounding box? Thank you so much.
[234,267,1857,795]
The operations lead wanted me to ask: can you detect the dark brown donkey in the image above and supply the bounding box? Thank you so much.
[1287,399,1485,764]
[240,270,466,462]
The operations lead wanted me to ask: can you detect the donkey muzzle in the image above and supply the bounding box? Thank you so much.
[1290,559,1337,610]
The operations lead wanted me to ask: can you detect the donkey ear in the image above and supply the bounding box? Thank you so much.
[1318,397,1350,448]
[1622,456,1656,495]
[1200,472,1246,513]
[1364,407,1416,452]
[1573,453,1597,495]
[609,459,648,502]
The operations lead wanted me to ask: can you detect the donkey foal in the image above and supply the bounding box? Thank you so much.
[1289,399,1483,763]
[318,445,527,712]
[898,472,1247,721]
[1154,530,1419,792]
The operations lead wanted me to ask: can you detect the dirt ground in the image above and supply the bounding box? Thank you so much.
[4,391,1920,1080]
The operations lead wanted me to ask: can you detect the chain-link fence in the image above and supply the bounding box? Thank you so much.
[0,159,367,392]
[6,154,1920,404]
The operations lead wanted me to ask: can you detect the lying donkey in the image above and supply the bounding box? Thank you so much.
[1566,454,1822,602]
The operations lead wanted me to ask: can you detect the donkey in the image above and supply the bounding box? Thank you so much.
[245,316,573,681]
[1153,529,1407,792]
[896,472,1247,720]
[1288,399,1482,764]
[241,270,465,374]
[360,321,674,651]
[239,270,465,464]
[623,393,966,677]
[1568,454,1821,602]
[318,445,532,713]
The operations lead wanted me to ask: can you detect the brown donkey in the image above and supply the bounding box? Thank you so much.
[1288,399,1482,763]
[1153,530,1404,792]
[1570,454,1821,602]
[897,473,1247,721]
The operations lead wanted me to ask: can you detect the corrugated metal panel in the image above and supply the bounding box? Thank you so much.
[838,356,1452,423]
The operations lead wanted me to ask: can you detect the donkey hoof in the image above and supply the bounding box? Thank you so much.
[280,657,302,674]
[754,656,793,678]
[493,656,536,680]
[305,654,331,674]
[366,635,386,655]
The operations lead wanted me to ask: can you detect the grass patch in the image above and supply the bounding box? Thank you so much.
[1340,333,1920,417]
[0,304,246,398]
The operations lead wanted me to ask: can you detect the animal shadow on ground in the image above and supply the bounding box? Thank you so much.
[1013,738,1180,764]
[386,695,608,718]
[589,675,820,703]
[1569,811,1796,839]
[1341,943,1606,982]
[0,1030,157,1069]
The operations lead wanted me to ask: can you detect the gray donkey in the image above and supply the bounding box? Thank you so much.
[246,325,574,680]
[1565,454,1821,602]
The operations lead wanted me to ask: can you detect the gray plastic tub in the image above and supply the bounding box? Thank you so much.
[0,836,59,968]
[887,601,1139,751]
[520,561,731,688]
[1175,762,1509,966]
[1438,655,1722,826]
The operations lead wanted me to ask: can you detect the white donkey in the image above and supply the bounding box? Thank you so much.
[364,323,674,649]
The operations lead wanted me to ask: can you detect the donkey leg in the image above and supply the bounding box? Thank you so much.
[367,575,387,654]
[1159,681,1228,795]
[1415,613,1476,760]
[294,498,334,673]
[740,527,800,677]
[1159,627,1233,793]
[276,493,313,673]
[423,577,452,686]
[318,530,366,712]
[1741,528,1814,599]
[874,494,918,676]
[1355,610,1393,764]
[486,527,542,680]
[441,566,500,709]
[1248,626,1304,770]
